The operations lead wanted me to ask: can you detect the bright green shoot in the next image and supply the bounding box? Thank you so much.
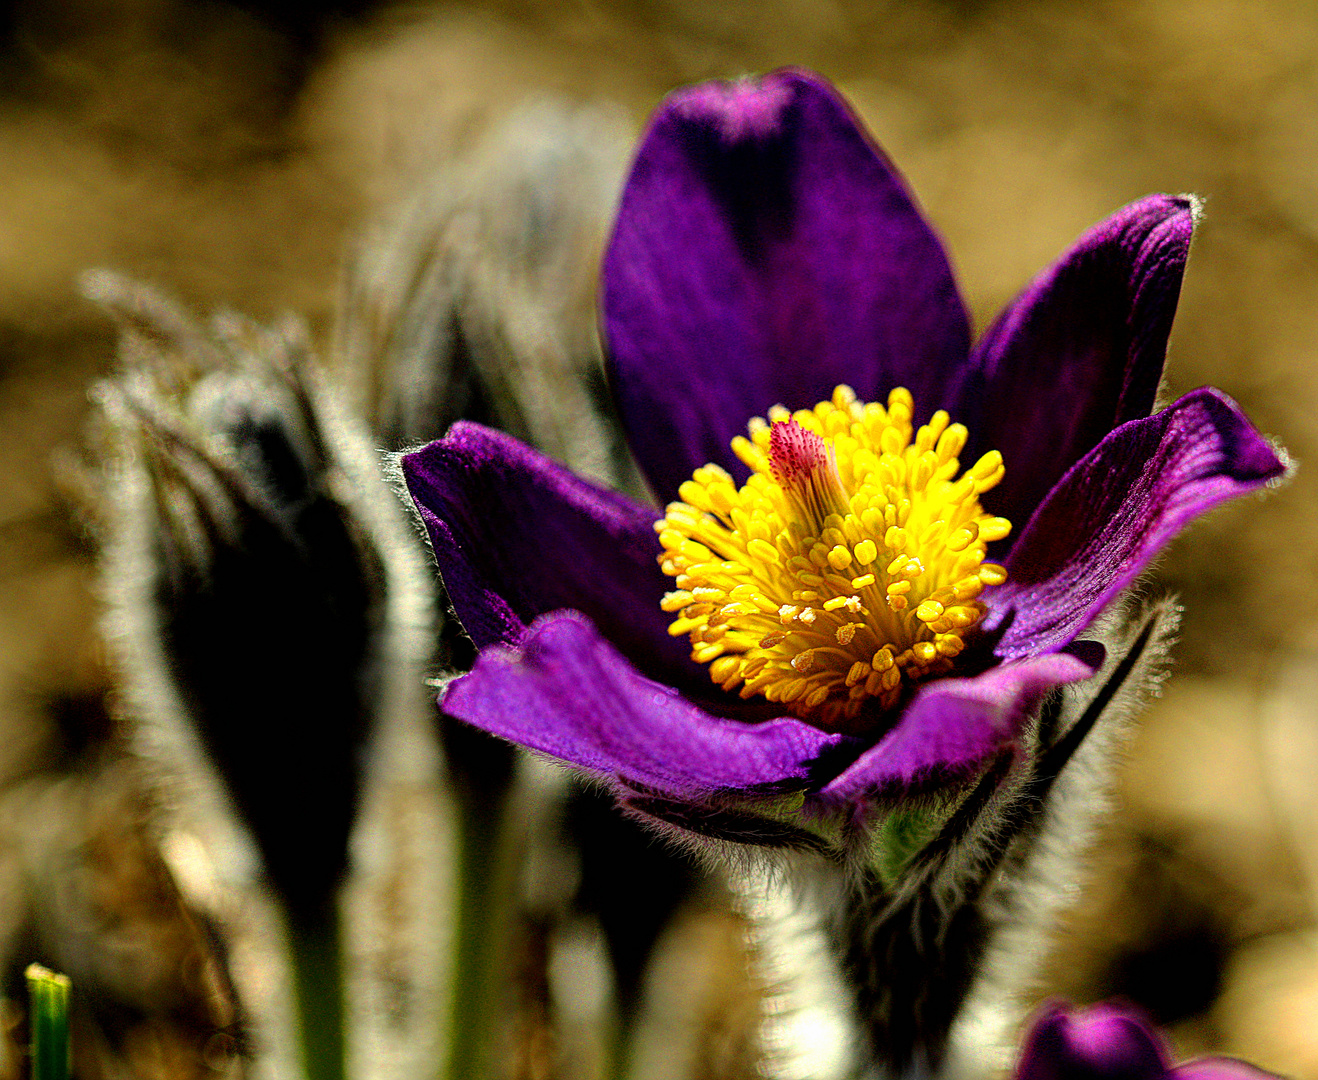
[25,964,71,1080]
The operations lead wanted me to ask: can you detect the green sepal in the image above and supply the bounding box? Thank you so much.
[866,803,954,887]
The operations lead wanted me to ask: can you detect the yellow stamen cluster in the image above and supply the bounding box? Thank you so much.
[656,385,1011,731]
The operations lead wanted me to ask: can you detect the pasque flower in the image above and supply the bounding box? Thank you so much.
[1017,1002,1278,1080]
[402,69,1285,841]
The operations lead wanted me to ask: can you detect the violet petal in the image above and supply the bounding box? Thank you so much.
[1017,1003,1171,1080]
[401,422,696,685]
[602,68,970,500]
[442,610,852,800]
[995,387,1286,660]
[816,652,1097,806]
[960,195,1195,544]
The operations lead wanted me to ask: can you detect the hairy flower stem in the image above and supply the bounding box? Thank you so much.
[441,723,523,1080]
[849,609,1165,1078]
[746,601,1176,1080]
[287,901,347,1080]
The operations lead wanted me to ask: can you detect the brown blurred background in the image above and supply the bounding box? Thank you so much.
[0,0,1316,1076]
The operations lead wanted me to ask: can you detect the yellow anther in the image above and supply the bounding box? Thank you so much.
[910,456,932,491]
[936,424,968,462]
[952,577,985,601]
[677,480,708,508]
[897,557,925,581]
[945,606,981,629]
[916,600,945,623]
[667,617,703,636]
[936,636,965,658]
[710,655,741,682]
[946,522,978,552]
[781,678,809,703]
[791,650,817,674]
[657,385,1011,730]
[969,450,1004,482]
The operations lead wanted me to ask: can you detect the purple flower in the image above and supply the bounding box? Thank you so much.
[401,69,1284,839]
[1018,1002,1278,1080]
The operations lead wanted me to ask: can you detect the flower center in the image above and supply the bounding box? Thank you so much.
[656,385,1011,730]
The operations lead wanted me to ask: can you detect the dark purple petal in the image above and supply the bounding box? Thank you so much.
[401,422,697,686]
[994,388,1286,660]
[816,652,1096,806]
[1017,1003,1171,1080]
[442,611,851,800]
[602,68,970,500]
[1018,1003,1283,1080]
[960,196,1195,545]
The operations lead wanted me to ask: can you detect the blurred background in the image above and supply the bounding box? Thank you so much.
[0,0,1315,1077]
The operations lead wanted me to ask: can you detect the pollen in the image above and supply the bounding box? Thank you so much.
[656,385,1011,731]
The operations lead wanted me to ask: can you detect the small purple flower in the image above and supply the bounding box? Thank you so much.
[401,69,1284,839]
[1018,1002,1279,1080]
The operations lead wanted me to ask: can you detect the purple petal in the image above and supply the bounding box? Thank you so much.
[994,388,1286,660]
[1017,1003,1171,1080]
[960,196,1195,545]
[602,68,970,500]
[442,610,851,800]
[1018,1003,1283,1080]
[816,652,1096,806]
[401,423,696,686]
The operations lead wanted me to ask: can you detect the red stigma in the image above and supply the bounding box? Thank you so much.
[769,419,829,486]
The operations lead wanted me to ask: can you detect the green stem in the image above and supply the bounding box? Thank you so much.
[286,901,347,1080]
[25,964,71,1080]
[444,774,522,1080]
